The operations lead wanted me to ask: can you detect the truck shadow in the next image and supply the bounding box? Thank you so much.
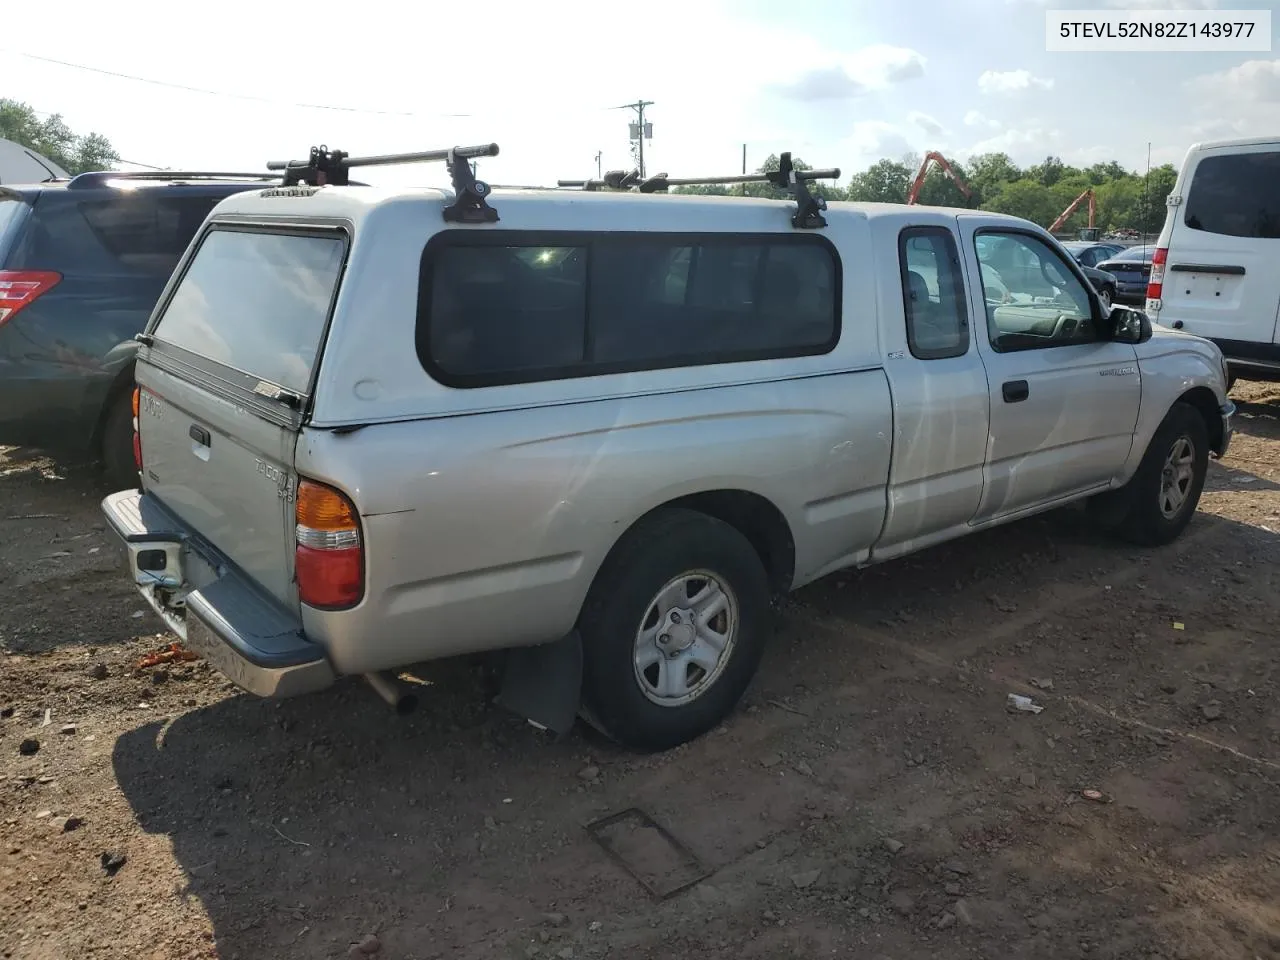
[109,506,1277,959]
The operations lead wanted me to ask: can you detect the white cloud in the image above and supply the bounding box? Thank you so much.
[908,111,945,137]
[978,69,1054,94]
[1190,58,1280,103]
[960,126,1061,161]
[839,121,917,168]
[1102,0,1220,7]
[964,110,1001,130]
[773,44,926,101]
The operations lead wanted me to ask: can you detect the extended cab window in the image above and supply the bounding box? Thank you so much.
[974,232,1096,352]
[1184,152,1280,239]
[899,228,969,359]
[419,232,839,386]
[152,228,346,394]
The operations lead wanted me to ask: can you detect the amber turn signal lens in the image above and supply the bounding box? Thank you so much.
[295,479,358,531]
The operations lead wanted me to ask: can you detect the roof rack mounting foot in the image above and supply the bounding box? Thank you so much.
[768,152,828,230]
[443,149,499,224]
[282,145,351,187]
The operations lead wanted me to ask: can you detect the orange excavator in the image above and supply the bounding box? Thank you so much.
[1049,188,1097,238]
[906,151,973,205]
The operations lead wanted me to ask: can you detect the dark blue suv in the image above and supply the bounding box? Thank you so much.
[0,171,276,485]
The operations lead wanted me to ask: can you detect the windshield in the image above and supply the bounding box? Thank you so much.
[0,195,31,265]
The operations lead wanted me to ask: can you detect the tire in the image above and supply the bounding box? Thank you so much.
[100,391,138,491]
[578,508,771,751]
[1107,402,1209,546]
[1098,285,1114,310]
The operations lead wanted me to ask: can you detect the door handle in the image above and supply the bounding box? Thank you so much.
[189,424,211,447]
[1002,380,1029,403]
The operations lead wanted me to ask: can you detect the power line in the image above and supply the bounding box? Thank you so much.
[7,49,639,122]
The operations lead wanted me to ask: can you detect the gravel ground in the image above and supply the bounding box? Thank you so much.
[2,383,1279,960]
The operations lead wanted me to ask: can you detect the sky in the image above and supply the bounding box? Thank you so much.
[2,0,1277,190]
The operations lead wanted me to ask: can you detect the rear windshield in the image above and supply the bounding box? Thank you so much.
[152,228,346,394]
[12,193,220,276]
[0,195,30,263]
[1184,151,1280,239]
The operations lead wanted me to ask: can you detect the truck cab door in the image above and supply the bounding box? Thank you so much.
[959,219,1142,522]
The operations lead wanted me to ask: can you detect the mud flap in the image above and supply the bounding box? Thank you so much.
[494,630,583,739]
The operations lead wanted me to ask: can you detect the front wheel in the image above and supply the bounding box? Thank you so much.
[1101,402,1209,546]
[578,508,771,751]
[1098,285,1114,310]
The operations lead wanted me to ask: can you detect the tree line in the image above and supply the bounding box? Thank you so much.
[1,99,119,176]
[676,152,1177,236]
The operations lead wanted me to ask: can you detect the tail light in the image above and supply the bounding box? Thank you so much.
[1146,247,1168,304]
[131,387,142,473]
[0,271,61,327]
[295,479,364,609]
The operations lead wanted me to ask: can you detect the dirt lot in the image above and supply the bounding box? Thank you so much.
[2,386,1279,960]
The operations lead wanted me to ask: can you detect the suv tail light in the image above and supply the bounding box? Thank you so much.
[0,271,61,327]
[1146,247,1168,304]
[131,387,142,473]
[295,479,364,609]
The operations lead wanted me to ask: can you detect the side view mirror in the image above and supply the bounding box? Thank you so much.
[1106,304,1152,344]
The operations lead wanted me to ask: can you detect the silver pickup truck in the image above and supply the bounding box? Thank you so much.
[102,147,1233,751]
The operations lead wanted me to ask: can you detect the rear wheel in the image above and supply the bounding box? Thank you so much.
[1098,285,1114,310]
[578,508,771,751]
[1097,403,1209,546]
[100,392,137,491]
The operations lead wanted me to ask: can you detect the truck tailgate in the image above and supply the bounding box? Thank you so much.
[133,224,349,610]
[138,366,298,604]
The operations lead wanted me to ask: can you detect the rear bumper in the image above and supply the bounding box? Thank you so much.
[101,489,335,698]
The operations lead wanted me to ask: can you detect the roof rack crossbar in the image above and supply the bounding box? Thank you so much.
[265,143,501,223]
[66,170,282,189]
[558,153,840,229]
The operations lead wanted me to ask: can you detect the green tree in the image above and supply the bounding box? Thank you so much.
[0,99,119,176]
[1134,163,1177,235]
[964,152,1022,206]
[983,178,1061,226]
[845,158,912,203]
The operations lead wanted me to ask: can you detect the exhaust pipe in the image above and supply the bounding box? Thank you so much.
[364,672,419,715]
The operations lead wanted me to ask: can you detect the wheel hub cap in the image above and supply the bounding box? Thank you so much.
[633,572,739,707]
[1159,435,1195,519]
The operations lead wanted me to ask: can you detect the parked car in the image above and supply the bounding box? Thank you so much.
[979,235,1118,308]
[1061,240,1125,268]
[1095,245,1155,306]
[1146,136,1280,388]
[0,170,279,486]
[102,149,1234,751]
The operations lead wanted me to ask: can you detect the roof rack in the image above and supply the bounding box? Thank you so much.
[67,170,282,190]
[556,152,839,229]
[265,143,502,223]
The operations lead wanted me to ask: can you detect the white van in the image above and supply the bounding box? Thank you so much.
[1147,136,1280,386]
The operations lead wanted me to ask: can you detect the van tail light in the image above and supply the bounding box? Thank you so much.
[1146,247,1168,303]
[0,271,61,327]
[131,387,142,472]
[295,479,364,609]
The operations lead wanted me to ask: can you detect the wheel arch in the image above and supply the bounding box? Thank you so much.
[1177,386,1225,456]
[89,361,137,457]
[586,488,797,606]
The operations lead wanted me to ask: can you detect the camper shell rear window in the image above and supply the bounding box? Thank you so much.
[151,226,347,395]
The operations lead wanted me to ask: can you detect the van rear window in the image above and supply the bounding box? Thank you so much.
[1184,152,1280,239]
[153,228,345,394]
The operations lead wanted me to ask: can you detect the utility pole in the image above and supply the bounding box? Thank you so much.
[595,151,602,179]
[624,99,654,177]
[741,143,747,197]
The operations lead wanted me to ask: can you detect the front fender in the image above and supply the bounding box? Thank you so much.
[1121,335,1228,481]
